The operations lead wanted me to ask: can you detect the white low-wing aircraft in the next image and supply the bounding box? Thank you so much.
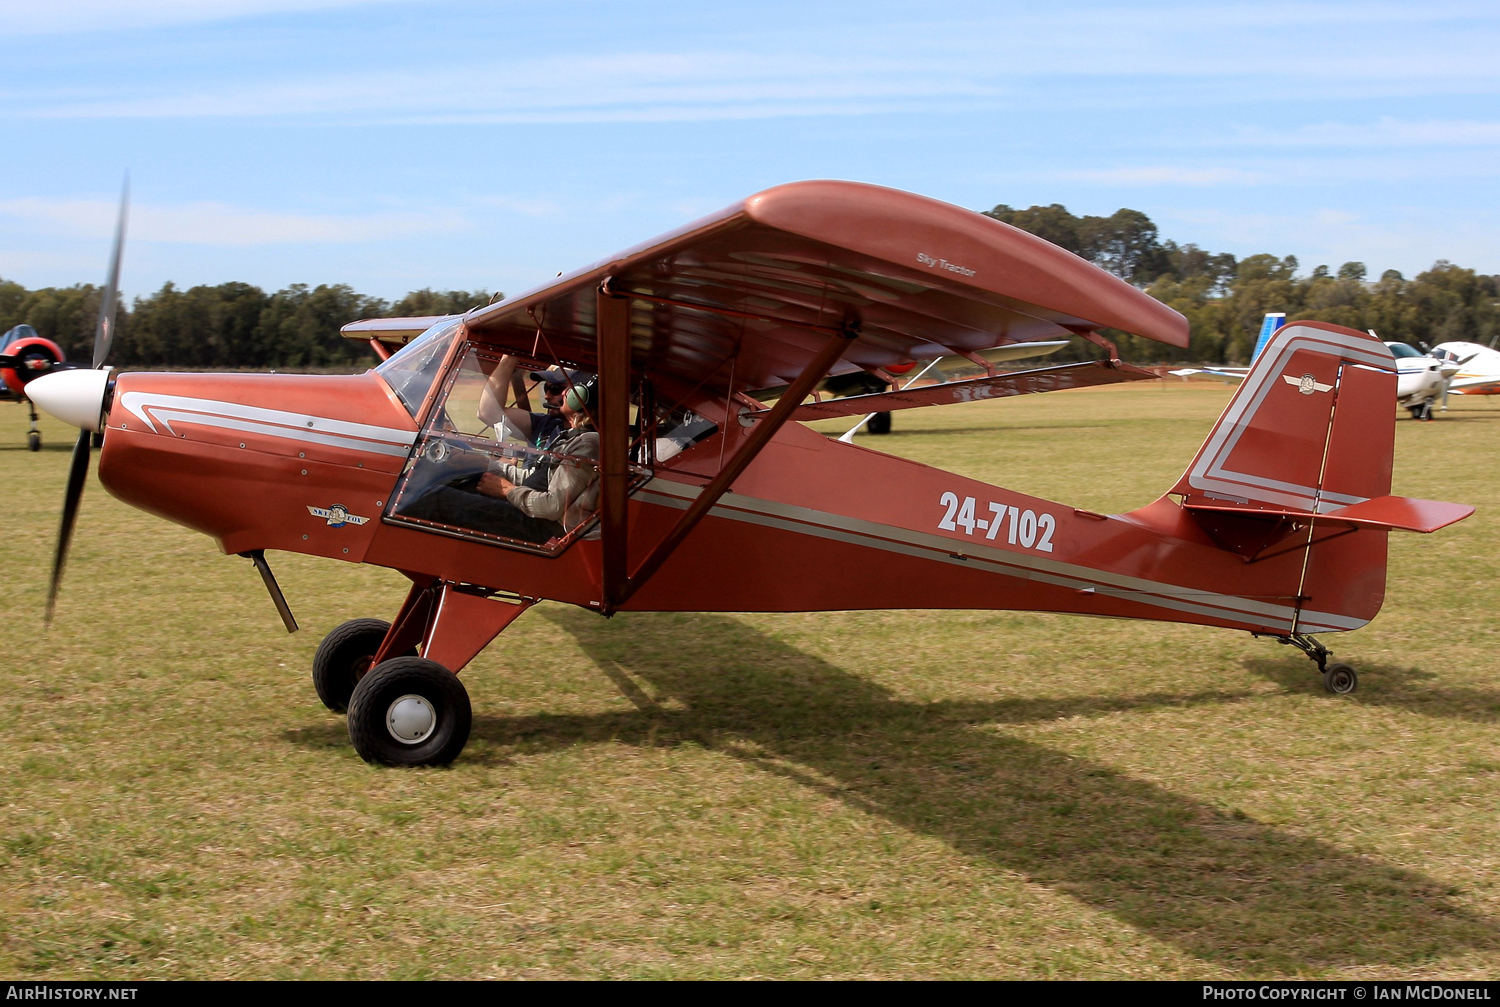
[1431,341,1500,398]
[1382,338,1458,421]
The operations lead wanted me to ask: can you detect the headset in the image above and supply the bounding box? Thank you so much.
[563,377,597,412]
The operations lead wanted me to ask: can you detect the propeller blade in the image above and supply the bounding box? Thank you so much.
[46,429,93,623]
[92,177,128,370]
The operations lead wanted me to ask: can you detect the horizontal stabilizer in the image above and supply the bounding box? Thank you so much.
[1183,495,1473,534]
[782,360,1157,422]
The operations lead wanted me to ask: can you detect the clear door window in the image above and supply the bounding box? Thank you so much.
[384,343,647,555]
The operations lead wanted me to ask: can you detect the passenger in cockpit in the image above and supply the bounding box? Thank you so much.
[401,374,600,545]
[476,376,601,533]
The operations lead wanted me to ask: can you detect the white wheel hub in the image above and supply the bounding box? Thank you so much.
[386,694,437,744]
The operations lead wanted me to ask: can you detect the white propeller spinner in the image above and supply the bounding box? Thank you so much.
[28,368,110,433]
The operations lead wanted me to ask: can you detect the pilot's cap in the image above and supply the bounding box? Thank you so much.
[529,367,589,389]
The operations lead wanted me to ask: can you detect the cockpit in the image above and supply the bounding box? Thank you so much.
[373,322,717,556]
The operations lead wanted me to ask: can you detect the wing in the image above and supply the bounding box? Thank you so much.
[1448,375,1500,394]
[782,359,1158,421]
[1170,366,1250,383]
[341,315,459,358]
[461,180,1187,400]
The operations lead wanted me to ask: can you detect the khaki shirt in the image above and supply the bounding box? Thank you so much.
[499,428,600,530]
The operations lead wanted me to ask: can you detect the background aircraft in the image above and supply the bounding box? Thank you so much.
[1431,341,1500,397]
[1174,314,1459,421]
[0,324,71,450]
[1168,313,1285,383]
[1379,337,1457,420]
[28,181,1471,769]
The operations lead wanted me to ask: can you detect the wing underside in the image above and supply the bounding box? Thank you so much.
[457,180,1186,403]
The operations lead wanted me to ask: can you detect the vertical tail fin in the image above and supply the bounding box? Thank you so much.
[1170,321,1399,633]
[1250,312,1286,363]
[1174,321,1396,513]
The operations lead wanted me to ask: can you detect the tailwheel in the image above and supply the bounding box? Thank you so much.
[27,431,40,452]
[347,656,472,767]
[1323,662,1359,695]
[311,617,415,712]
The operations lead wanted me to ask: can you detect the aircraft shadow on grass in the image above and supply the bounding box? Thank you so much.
[446,608,1497,972]
[1247,658,1500,724]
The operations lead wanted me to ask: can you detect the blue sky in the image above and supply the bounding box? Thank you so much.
[2,0,1497,302]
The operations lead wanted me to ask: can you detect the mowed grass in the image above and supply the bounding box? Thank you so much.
[2,381,1500,979]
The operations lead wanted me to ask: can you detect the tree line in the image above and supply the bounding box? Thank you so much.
[0,281,493,370]
[2,204,1496,369]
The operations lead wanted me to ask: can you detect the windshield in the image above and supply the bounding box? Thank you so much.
[375,318,461,416]
[1386,342,1422,359]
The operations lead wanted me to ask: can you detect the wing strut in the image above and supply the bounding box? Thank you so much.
[598,295,856,611]
[597,287,633,608]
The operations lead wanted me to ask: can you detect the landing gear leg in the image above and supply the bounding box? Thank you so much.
[1267,633,1359,694]
[26,402,40,452]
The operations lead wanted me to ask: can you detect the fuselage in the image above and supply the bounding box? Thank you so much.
[95,364,1382,638]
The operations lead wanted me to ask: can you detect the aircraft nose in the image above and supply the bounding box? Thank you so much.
[27,369,109,432]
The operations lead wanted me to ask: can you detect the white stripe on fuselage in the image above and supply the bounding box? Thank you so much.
[119,391,416,457]
[636,478,1365,635]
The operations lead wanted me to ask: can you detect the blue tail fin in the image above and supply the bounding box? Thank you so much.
[1250,313,1286,363]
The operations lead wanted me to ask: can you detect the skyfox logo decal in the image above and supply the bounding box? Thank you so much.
[1283,373,1333,395]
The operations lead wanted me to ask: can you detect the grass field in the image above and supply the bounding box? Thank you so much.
[3,380,1499,979]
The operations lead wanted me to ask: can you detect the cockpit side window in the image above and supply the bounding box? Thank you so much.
[1386,342,1423,359]
[375,319,461,416]
[384,342,649,556]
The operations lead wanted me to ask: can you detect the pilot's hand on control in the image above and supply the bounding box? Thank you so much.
[477,472,515,498]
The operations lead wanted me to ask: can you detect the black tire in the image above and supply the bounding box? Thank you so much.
[91,430,104,448]
[1323,662,1358,695]
[347,656,472,767]
[26,431,40,452]
[867,411,892,435]
[311,618,413,712]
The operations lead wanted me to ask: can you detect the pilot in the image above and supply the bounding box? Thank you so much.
[405,377,601,545]
[478,355,583,453]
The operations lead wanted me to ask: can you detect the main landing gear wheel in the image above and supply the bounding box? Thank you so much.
[27,431,40,452]
[1409,402,1435,421]
[311,618,415,713]
[867,411,892,435]
[347,656,472,767]
[1323,662,1359,695]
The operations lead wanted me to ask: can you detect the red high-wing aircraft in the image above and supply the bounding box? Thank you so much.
[30,180,1473,768]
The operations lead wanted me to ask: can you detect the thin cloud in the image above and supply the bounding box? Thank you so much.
[8,3,1500,125]
[0,197,468,246]
[0,0,410,36]
[1224,118,1500,148]
[1060,167,1267,187]
[15,51,1002,123]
